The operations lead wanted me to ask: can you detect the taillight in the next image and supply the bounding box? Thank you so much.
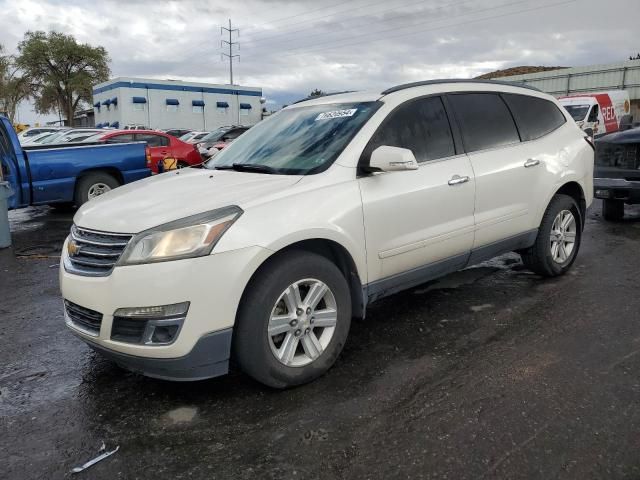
[584,136,595,151]
[145,146,152,167]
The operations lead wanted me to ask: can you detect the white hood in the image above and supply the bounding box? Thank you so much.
[74,168,302,233]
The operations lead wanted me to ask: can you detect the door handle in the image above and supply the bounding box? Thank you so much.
[524,158,540,168]
[448,175,470,186]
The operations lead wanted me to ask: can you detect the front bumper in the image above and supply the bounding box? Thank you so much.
[60,243,272,380]
[593,177,640,204]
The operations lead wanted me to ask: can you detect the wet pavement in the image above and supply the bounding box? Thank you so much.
[1,202,640,479]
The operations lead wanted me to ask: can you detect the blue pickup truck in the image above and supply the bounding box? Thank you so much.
[0,116,150,209]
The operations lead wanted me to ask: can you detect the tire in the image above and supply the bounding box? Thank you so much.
[602,199,624,221]
[74,173,120,206]
[233,250,352,388]
[521,194,582,277]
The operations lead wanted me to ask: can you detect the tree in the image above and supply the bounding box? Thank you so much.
[16,31,110,124]
[309,88,326,98]
[0,45,29,123]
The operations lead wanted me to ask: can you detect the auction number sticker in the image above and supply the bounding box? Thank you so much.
[315,109,357,121]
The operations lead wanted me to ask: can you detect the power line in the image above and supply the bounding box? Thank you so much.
[221,19,240,85]
[244,0,576,59]
[244,0,472,49]
[245,0,415,43]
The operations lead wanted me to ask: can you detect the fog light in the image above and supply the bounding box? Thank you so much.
[112,302,189,345]
[595,189,611,199]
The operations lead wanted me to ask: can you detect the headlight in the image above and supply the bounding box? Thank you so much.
[118,206,242,265]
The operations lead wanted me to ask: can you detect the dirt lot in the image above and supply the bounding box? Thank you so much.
[1,202,639,479]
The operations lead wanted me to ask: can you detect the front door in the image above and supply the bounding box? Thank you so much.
[358,96,476,292]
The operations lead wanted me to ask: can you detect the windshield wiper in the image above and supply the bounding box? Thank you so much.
[215,163,276,174]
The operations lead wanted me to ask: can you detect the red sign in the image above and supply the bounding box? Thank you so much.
[593,94,618,133]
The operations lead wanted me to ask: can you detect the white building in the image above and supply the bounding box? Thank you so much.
[92,77,263,130]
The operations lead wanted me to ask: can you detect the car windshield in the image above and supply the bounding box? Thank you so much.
[200,127,229,143]
[179,132,194,141]
[563,104,590,121]
[207,102,380,175]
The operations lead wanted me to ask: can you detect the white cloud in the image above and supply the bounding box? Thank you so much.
[0,0,637,123]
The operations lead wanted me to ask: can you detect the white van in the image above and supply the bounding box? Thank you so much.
[559,91,632,137]
[60,80,594,388]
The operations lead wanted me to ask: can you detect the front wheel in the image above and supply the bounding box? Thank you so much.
[233,251,352,388]
[521,194,582,277]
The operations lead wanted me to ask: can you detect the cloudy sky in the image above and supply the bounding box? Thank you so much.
[0,0,637,124]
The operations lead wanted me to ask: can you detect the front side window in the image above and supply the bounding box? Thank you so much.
[503,93,566,141]
[364,96,455,163]
[588,104,599,122]
[208,101,381,175]
[136,133,169,147]
[448,93,520,152]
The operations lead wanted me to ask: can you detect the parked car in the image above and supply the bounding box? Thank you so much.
[0,116,151,209]
[59,80,593,388]
[38,129,105,145]
[123,124,148,130]
[90,130,202,172]
[594,127,640,220]
[17,126,68,144]
[196,126,250,159]
[21,131,58,145]
[161,128,193,138]
[179,131,210,144]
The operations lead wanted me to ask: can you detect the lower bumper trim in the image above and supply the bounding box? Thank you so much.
[80,328,233,381]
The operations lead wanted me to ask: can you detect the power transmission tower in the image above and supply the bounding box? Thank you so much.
[221,19,240,85]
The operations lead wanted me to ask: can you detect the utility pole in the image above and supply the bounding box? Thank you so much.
[221,19,239,85]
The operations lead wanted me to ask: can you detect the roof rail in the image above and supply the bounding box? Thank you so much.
[381,78,542,95]
[292,90,356,105]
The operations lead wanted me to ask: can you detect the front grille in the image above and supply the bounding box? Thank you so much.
[64,300,103,335]
[65,225,132,276]
[111,317,147,343]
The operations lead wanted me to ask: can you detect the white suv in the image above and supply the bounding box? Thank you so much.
[60,80,594,388]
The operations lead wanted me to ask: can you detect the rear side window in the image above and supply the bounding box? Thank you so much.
[136,134,169,147]
[105,134,134,143]
[503,94,566,141]
[448,93,520,152]
[366,96,455,163]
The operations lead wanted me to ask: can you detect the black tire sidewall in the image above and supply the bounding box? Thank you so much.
[75,173,120,206]
[233,251,352,388]
[539,195,582,275]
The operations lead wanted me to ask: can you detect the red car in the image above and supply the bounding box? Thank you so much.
[95,130,202,173]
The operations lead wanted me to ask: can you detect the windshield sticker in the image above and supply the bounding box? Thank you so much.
[315,109,357,121]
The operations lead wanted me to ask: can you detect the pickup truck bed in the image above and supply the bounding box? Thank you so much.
[0,116,150,209]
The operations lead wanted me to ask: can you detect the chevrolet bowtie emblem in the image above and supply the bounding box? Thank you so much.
[67,240,81,257]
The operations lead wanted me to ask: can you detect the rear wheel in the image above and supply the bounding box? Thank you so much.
[602,199,624,221]
[233,251,352,388]
[75,173,120,206]
[521,194,581,277]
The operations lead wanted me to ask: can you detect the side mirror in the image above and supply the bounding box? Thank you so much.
[369,146,419,172]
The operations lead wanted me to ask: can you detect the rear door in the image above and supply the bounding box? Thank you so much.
[359,95,476,286]
[134,133,170,168]
[448,92,530,248]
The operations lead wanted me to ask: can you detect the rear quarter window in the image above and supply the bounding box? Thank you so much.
[448,93,520,153]
[503,93,566,141]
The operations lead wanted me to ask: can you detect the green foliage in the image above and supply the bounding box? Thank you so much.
[16,31,110,123]
[0,44,29,123]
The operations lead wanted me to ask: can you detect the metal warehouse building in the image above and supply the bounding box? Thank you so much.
[92,77,263,130]
[495,59,640,122]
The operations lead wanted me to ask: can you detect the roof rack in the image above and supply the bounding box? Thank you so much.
[292,91,356,105]
[381,79,541,95]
